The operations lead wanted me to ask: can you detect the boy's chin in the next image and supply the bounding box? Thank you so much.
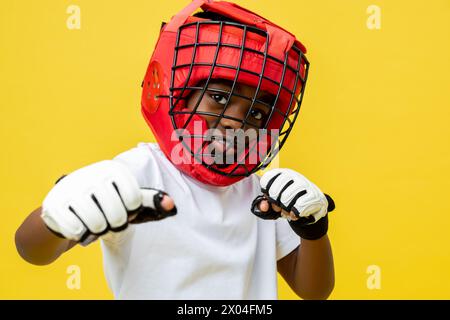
[209,162,258,176]
[201,139,264,173]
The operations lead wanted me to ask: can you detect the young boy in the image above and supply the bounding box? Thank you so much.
[15,0,335,299]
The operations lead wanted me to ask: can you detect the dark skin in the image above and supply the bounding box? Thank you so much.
[15,80,334,299]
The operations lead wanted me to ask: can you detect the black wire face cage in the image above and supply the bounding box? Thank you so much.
[168,20,309,177]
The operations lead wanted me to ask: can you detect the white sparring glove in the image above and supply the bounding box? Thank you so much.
[251,168,335,240]
[41,160,177,245]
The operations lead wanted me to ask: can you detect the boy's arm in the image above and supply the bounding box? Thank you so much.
[15,207,77,266]
[277,235,334,300]
[252,168,336,299]
[15,160,177,266]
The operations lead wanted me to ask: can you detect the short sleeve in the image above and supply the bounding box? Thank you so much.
[112,143,164,190]
[101,143,162,246]
[275,218,301,261]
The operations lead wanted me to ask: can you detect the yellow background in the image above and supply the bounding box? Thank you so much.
[1,0,449,299]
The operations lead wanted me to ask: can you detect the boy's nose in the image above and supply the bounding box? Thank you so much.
[218,104,247,131]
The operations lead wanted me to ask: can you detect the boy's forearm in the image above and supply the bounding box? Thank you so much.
[294,234,335,300]
[15,207,75,265]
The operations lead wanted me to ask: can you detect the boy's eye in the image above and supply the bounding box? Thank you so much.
[211,94,228,105]
[250,109,265,121]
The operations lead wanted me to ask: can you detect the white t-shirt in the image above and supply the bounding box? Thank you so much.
[100,142,300,299]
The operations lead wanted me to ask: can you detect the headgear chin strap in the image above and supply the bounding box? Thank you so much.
[141,0,309,186]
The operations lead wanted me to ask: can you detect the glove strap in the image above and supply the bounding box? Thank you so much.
[289,215,328,240]
[251,195,281,220]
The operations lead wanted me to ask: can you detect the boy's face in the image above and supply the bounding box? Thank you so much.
[186,80,275,132]
[184,80,276,164]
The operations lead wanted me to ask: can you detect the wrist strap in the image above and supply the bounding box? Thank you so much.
[289,215,328,240]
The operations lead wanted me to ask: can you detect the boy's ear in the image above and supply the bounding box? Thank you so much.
[161,22,167,30]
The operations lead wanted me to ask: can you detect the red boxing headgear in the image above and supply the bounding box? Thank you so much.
[141,0,309,186]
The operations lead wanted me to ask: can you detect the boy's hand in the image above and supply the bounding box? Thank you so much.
[41,160,177,243]
[251,168,335,240]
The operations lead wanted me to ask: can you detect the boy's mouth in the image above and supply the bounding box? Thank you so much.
[205,139,236,167]
[209,137,237,156]
[204,136,259,168]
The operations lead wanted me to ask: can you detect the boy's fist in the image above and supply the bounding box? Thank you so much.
[41,160,177,243]
[251,168,335,240]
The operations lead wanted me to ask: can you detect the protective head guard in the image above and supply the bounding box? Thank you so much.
[141,0,309,186]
